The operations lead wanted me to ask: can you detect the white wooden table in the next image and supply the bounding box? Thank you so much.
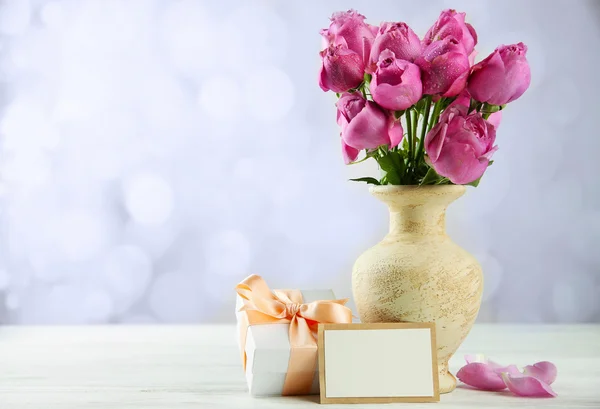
[0,325,598,408]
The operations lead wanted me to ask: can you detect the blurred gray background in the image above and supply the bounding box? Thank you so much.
[0,0,598,324]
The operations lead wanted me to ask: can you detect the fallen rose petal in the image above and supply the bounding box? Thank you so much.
[523,361,557,385]
[464,354,520,375]
[493,363,520,376]
[456,362,507,391]
[502,372,557,397]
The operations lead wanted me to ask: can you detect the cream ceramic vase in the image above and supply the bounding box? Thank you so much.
[352,185,483,394]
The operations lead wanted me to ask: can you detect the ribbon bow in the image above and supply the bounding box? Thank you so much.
[236,274,352,395]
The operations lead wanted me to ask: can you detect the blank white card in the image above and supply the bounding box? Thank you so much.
[318,323,439,404]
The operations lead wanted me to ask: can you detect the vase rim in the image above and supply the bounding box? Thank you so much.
[369,185,467,193]
[368,184,467,205]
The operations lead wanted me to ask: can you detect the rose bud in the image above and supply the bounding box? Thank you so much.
[467,43,531,105]
[425,107,497,184]
[423,9,477,55]
[371,49,422,111]
[320,9,375,65]
[416,37,470,97]
[337,93,403,150]
[319,43,365,93]
[369,22,422,69]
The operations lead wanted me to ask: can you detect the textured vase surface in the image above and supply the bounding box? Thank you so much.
[352,185,483,394]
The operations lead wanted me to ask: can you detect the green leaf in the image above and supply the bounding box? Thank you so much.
[389,151,405,182]
[414,98,426,114]
[401,137,410,151]
[420,167,443,185]
[394,110,405,119]
[364,73,372,84]
[488,160,494,167]
[396,144,408,158]
[349,177,381,185]
[466,175,483,187]
[440,97,454,110]
[377,154,402,185]
[378,145,389,156]
[335,93,341,98]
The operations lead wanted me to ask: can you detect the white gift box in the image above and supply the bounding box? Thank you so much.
[235,289,336,396]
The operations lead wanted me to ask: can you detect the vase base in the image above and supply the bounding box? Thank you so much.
[438,362,457,394]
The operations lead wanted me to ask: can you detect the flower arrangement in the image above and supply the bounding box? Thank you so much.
[319,9,531,187]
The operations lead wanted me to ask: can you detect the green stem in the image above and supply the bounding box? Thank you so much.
[416,96,432,164]
[411,109,418,163]
[348,154,370,165]
[405,108,413,161]
[428,100,443,132]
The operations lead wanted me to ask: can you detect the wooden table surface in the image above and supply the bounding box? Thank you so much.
[0,325,598,408]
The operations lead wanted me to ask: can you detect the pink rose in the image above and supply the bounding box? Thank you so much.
[468,43,531,105]
[321,10,375,65]
[424,9,477,55]
[425,107,497,184]
[416,37,470,97]
[319,43,365,93]
[337,93,403,151]
[369,22,421,70]
[371,50,422,111]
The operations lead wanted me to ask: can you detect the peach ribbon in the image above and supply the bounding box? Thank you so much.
[236,274,352,395]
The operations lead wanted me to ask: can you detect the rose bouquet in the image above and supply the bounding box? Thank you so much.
[319,9,530,186]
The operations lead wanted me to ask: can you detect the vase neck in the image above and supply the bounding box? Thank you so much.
[388,204,447,236]
[369,186,466,237]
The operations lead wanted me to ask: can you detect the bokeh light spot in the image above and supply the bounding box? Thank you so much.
[124,172,174,225]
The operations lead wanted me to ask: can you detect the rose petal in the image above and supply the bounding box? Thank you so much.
[342,101,391,150]
[388,117,404,148]
[431,140,489,185]
[481,145,499,161]
[487,111,502,130]
[464,354,520,375]
[492,363,520,376]
[424,122,447,163]
[456,362,507,391]
[523,361,557,385]
[341,139,360,164]
[502,372,557,397]
[468,49,478,66]
[468,50,506,103]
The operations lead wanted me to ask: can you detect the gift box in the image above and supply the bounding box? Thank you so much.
[235,275,352,396]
